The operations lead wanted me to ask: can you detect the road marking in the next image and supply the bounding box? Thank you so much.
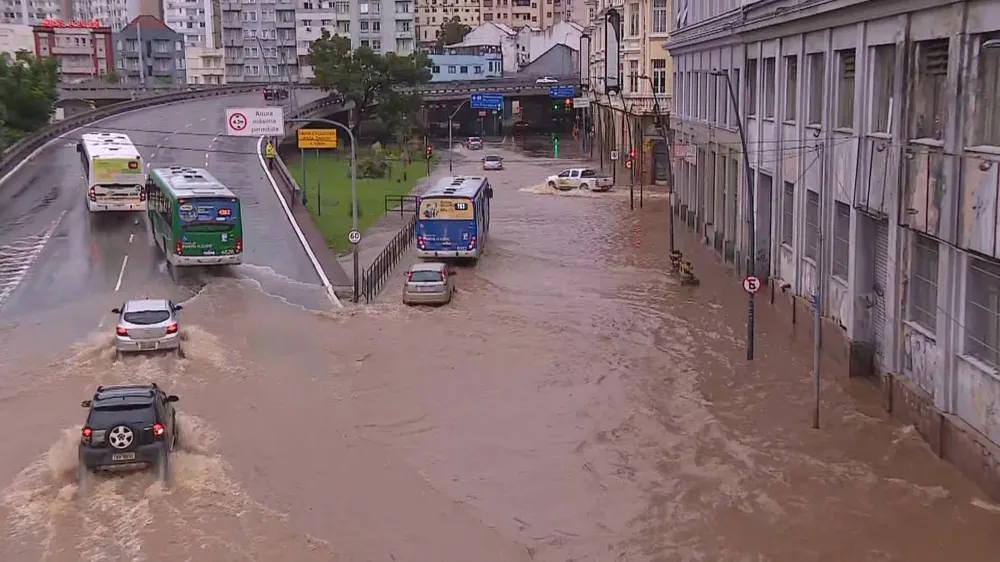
[128,233,134,244]
[114,255,129,292]
[185,123,193,128]
[150,151,157,158]
[0,211,66,311]
[200,117,208,122]
[206,135,220,167]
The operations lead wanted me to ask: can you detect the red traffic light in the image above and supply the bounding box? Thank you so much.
[564,98,572,104]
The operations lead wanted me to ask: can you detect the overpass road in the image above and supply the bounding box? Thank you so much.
[0,90,329,332]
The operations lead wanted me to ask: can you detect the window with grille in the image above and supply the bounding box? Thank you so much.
[708,73,718,123]
[836,49,855,129]
[973,34,1000,146]
[781,182,794,245]
[763,57,776,119]
[804,190,819,259]
[870,44,895,133]
[966,256,1000,368]
[807,53,825,126]
[746,59,757,117]
[784,55,797,122]
[910,39,949,140]
[908,233,939,331]
[833,201,850,278]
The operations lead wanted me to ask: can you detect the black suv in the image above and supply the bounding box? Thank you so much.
[78,384,180,486]
[263,86,289,101]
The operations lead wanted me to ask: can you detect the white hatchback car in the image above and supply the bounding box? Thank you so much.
[402,262,456,306]
[112,299,184,359]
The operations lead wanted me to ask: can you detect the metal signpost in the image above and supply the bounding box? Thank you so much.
[283,119,359,303]
[296,129,338,215]
[225,107,284,137]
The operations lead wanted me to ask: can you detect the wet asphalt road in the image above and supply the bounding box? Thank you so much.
[0,136,999,561]
[0,92,326,328]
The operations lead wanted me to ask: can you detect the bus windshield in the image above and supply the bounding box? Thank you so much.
[419,197,474,220]
[178,198,239,229]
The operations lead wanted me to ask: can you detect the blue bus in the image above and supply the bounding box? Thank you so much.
[416,176,494,262]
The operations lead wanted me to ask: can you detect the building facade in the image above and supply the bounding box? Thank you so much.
[415,0,481,47]
[220,0,298,82]
[587,0,673,185]
[113,14,185,83]
[667,0,1000,492]
[295,0,415,80]
[163,0,212,46]
[2,0,62,26]
[184,44,223,82]
[33,18,113,81]
[427,43,501,80]
[0,22,34,54]
[73,0,163,32]
[514,19,580,67]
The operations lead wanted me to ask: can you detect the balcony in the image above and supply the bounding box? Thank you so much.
[276,18,296,28]
[395,31,412,39]
[222,2,242,9]
[625,94,672,115]
[224,38,243,46]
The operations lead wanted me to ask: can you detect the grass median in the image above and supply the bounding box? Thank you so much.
[287,149,429,254]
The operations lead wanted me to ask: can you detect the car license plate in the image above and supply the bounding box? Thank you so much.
[139,341,157,350]
[203,250,215,255]
[111,453,136,461]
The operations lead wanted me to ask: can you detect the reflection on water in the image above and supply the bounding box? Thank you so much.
[0,146,998,562]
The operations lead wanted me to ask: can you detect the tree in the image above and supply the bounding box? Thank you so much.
[0,50,59,145]
[435,17,471,48]
[309,32,432,133]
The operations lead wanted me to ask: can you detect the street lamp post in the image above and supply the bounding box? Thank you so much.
[712,68,757,361]
[448,98,470,172]
[639,73,675,255]
[285,117,360,303]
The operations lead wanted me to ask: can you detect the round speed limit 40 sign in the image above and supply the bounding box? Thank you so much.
[743,275,761,294]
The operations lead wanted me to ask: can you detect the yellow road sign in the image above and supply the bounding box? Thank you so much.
[297,128,337,149]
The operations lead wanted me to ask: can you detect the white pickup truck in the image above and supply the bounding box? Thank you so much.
[546,168,613,192]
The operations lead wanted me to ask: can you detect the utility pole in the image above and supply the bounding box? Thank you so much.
[812,141,826,429]
[664,111,676,254]
[714,68,757,361]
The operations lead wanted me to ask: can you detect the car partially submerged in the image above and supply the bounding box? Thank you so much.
[78,383,180,490]
[465,137,484,150]
[546,168,613,192]
[482,154,504,170]
[112,299,184,359]
[403,262,456,306]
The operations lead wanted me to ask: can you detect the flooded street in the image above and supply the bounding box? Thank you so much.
[1,137,999,561]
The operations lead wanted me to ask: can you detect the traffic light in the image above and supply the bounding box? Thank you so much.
[425,145,433,159]
[564,98,573,109]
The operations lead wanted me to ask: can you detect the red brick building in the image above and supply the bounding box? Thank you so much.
[33,19,113,83]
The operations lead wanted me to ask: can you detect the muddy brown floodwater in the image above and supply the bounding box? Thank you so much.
[1,141,1000,562]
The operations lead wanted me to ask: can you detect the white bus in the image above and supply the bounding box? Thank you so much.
[76,132,147,212]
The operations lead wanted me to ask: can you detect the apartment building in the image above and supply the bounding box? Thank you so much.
[185,44,223,82]
[32,17,113,81]
[2,0,62,25]
[295,0,415,80]
[667,0,1000,492]
[113,14,184,83]
[552,0,585,24]
[587,0,672,184]
[163,0,212,46]
[73,0,163,32]
[220,0,298,82]
[0,22,34,53]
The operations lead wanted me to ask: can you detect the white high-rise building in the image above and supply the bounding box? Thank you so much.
[296,0,415,81]
[1,0,61,26]
[164,0,213,47]
[74,0,145,32]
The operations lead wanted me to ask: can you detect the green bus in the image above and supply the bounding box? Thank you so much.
[146,167,243,267]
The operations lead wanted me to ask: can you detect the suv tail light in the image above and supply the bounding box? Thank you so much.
[175,241,183,255]
[116,326,128,336]
[81,427,93,443]
[166,323,178,334]
[152,423,165,438]
[88,187,96,202]
[235,238,242,253]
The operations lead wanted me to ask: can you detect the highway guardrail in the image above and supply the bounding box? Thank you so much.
[0,84,271,181]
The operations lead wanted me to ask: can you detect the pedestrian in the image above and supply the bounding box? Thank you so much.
[265,140,275,170]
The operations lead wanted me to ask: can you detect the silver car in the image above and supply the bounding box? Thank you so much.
[482,154,504,170]
[112,299,183,358]
[402,262,456,306]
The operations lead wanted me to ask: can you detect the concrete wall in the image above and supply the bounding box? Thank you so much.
[666,0,1000,500]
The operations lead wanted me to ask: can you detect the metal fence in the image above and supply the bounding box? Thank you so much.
[359,215,417,303]
[384,194,419,217]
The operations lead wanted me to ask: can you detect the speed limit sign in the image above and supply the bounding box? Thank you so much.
[743,275,761,294]
[348,229,361,244]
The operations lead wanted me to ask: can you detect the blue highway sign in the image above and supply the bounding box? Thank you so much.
[470,93,503,110]
[549,85,576,98]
